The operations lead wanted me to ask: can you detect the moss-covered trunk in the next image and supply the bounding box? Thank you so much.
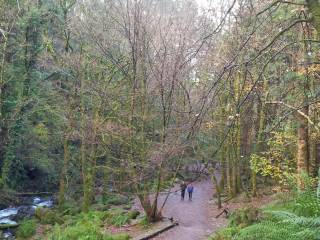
[306,0,320,35]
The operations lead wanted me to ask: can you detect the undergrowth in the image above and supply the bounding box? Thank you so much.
[209,171,320,240]
[45,209,136,239]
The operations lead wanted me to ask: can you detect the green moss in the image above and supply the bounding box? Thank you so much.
[307,0,320,35]
[127,210,140,220]
[16,220,36,239]
[105,233,130,240]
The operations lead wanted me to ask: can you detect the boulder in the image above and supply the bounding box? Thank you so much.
[12,206,35,222]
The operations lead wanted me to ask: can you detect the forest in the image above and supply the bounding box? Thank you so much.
[0,0,320,239]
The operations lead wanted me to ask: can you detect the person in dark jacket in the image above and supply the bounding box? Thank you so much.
[187,183,194,201]
[180,181,187,200]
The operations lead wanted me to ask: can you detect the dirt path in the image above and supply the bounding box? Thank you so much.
[153,178,226,240]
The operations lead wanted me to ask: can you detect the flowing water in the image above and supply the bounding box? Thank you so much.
[0,197,53,239]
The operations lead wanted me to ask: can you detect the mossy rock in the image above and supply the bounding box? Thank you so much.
[128,210,140,219]
[16,220,36,239]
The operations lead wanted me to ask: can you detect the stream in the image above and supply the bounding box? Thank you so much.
[0,197,53,239]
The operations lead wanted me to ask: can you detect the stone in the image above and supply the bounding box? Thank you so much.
[12,206,35,222]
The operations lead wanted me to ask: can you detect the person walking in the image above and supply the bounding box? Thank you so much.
[180,181,187,200]
[187,183,194,201]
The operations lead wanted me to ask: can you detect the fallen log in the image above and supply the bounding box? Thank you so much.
[0,223,19,230]
[215,208,230,218]
[133,220,178,240]
[15,192,52,197]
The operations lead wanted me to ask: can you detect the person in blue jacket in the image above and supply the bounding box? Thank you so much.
[187,183,194,201]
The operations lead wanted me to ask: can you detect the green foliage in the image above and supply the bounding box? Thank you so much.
[105,195,130,206]
[35,208,64,225]
[90,203,110,212]
[48,221,105,240]
[236,221,319,240]
[105,208,136,227]
[215,175,320,240]
[250,131,296,187]
[139,216,150,227]
[209,226,241,240]
[16,220,36,239]
[294,192,320,217]
[105,234,130,240]
[47,210,131,240]
[59,201,81,216]
[110,214,130,227]
[229,207,262,228]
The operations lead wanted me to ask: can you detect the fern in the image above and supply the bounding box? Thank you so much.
[235,209,320,239]
[267,210,320,227]
[236,221,318,240]
[229,171,320,240]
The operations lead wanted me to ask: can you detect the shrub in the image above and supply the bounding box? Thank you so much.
[48,221,105,240]
[294,192,320,217]
[35,208,64,225]
[47,221,131,240]
[16,220,36,239]
[229,207,262,228]
[110,214,130,227]
[59,201,81,216]
[139,216,150,227]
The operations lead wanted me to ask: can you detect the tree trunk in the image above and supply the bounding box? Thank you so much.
[211,170,222,209]
[297,107,309,187]
[58,136,69,208]
[236,116,242,193]
[219,149,226,193]
[227,135,233,197]
[138,194,163,223]
[306,0,320,35]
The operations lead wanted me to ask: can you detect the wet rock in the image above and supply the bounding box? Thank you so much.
[12,206,35,222]
[33,197,41,205]
[3,230,15,240]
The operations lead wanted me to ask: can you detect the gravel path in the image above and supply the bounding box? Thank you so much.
[153,179,223,240]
